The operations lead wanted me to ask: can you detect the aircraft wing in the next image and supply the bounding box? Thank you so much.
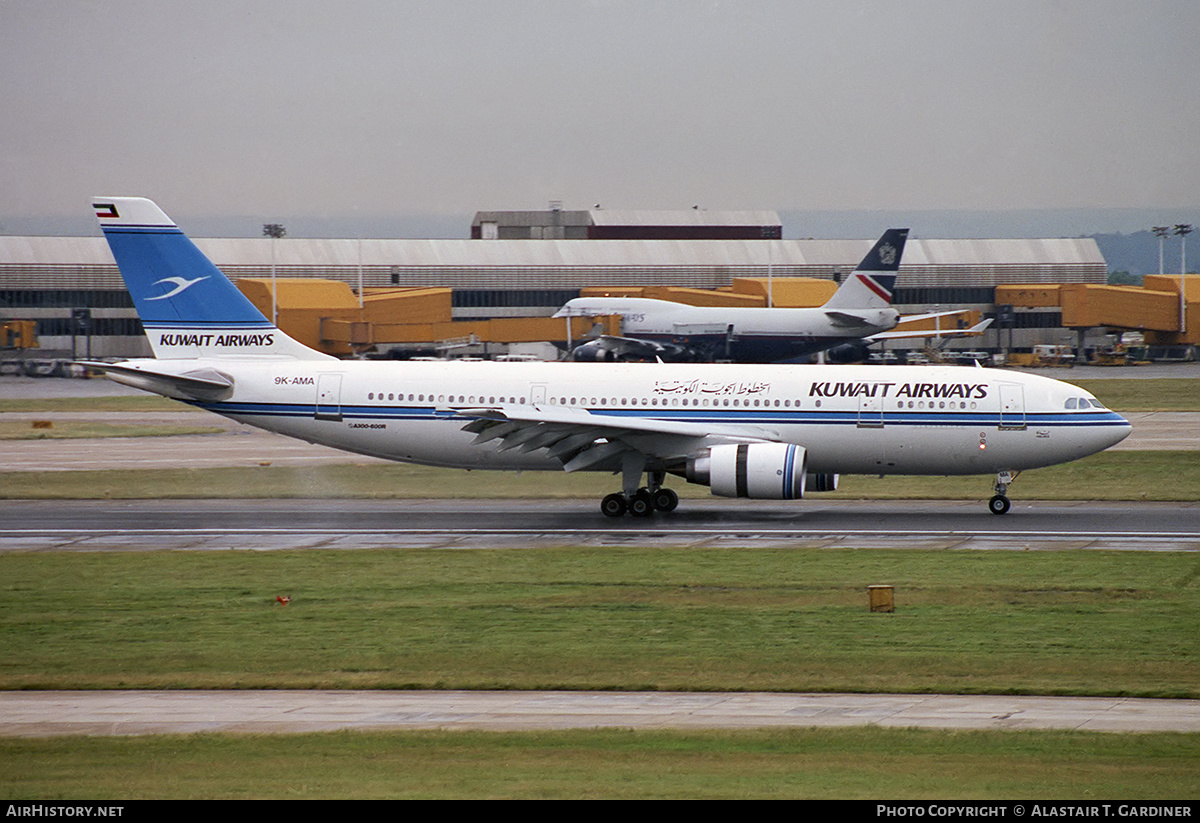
[867,317,993,342]
[572,334,688,362]
[77,360,235,401]
[456,405,772,473]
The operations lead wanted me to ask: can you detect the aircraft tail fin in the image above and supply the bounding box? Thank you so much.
[92,197,331,360]
[822,228,909,310]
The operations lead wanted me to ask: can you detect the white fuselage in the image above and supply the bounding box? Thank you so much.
[157,359,1129,479]
[560,298,897,337]
[557,297,899,362]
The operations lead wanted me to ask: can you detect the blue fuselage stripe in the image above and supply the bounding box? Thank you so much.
[195,400,1129,431]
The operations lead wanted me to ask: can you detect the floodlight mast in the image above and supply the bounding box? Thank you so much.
[1175,224,1192,335]
[262,223,287,324]
[1152,226,1170,277]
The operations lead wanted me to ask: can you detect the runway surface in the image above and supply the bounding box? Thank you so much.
[3,498,1199,552]
[4,690,1200,737]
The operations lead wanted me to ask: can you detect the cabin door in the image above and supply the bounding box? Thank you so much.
[316,373,343,421]
[999,384,1026,430]
[857,384,887,428]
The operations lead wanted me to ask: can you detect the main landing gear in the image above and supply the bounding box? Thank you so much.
[600,457,679,518]
[601,486,679,518]
[988,470,1018,515]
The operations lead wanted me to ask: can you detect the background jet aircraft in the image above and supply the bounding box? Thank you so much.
[557,228,987,364]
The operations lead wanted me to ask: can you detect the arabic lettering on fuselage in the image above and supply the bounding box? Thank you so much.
[655,379,771,396]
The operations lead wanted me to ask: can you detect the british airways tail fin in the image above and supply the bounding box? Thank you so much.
[92,197,331,360]
[821,228,909,311]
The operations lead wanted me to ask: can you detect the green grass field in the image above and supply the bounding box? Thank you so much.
[0,394,184,413]
[0,421,223,440]
[1068,377,1200,411]
[3,728,1197,800]
[3,547,1196,696]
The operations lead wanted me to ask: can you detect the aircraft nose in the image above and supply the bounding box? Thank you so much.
[1101,412,1133,449]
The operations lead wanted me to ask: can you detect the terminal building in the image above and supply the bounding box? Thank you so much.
[2,207,1192,363]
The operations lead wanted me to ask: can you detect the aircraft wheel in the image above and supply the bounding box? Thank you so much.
[629,490,655,518]
[988,495,1012,516]
[601,493,628,518]
[651,488,679,513]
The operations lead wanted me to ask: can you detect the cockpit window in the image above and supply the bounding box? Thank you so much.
[1065,398,1078,409]
[1065,396,1106,410]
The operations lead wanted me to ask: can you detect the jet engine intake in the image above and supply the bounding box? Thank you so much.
[686,443,808,499]
[824,341,872,364]
[570,341,616,362]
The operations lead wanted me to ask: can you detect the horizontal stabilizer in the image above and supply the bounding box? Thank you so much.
[824,310,879,328]
[77,361,234,401]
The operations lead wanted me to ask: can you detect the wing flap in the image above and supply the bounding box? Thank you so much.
[454,405,774,472]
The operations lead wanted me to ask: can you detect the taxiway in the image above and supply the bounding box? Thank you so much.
[4,690,1199,737]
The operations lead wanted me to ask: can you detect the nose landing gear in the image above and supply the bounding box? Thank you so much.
[989,470,1018,515]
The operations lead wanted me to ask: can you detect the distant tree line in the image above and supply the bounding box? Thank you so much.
[1091,230,1193,280]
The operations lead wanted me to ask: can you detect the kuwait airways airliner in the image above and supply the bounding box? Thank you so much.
[82,198,1130,517]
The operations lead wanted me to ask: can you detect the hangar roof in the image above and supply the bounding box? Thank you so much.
[469,209,781,228]
[0,235,1104,269]
[587,210,782,227]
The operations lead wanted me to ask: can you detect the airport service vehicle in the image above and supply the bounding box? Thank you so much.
[83,197,1131,517]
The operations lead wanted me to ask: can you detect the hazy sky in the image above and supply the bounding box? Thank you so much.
[3,0,1198,236]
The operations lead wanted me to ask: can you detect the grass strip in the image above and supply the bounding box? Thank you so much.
[1,547,1196,696]
[1065,377,1200,412]
[0,421,224,441]
[2,727,1197,799]
[0,395,186,413]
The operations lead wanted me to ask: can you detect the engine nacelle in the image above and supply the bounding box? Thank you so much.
[686,443,808,499]
[570,341,616,362]
[824,341,872,364]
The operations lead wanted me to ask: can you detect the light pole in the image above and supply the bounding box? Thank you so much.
[1152,226,1170,276]
[263,223,286,324]
[1175,224,1192,336]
